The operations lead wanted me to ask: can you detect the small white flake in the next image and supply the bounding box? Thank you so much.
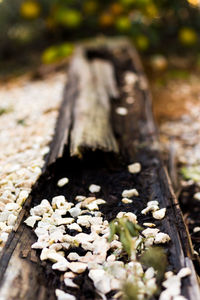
[68,262,87,273]
[5,203,20,211]
[77,215,91,228]
[107,254,116,262]
[89,269,112,294]
[0,232,9,243]
[116,212,125,218]
[122,189,139,198]
[193,226,200,233]
[128,162,141,174]
[17,190,29,206]
[116,107,128,116]
[162,275,181,296]
[194,192,200,201]
[67,252,80,261]
[24,216,41,228]
[67,223,82,232]
[147,201,158,206]
[86,202,99,211]
[144,267,155,280]
[7,214,17,226]
[52,260,69,271]
[75,196,86,202]
[164,271,174,279]
[69,205,82,218]
[177,267,191,278]
[143,223,156,228]
[142,228,160,238]
[52,196,67,209]
[154,232,171,244]
[110,240,122,249]
[56,217,74,226]
[31,241,49,249]
[141,201,159,215]
[95,199,106,205]
[55,289,76,300]
[173,296,187,300]
[57,177,69,187]
[122,198,133,204]
[152,208,166,220]
[64,278,78,288]
[124,212,137,223]
[75,233,94,244]
[64,272,76,279]
[89,184,101,193]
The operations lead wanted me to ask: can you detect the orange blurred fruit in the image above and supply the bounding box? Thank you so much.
[110,3,123,15]
[99,13,114,27]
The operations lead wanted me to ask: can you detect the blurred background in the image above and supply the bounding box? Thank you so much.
[1,0,200,76]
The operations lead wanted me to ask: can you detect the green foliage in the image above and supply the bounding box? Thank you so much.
[0,107,13,116]
[122,281,140,300]
[181,166,200,182]
[54,8,82,28]
[140,246,167,282]
[109,218,143,257]
[41,42,74,64]
[0,0,200,65]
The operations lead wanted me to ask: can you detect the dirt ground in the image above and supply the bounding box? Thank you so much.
[149,67,200,273]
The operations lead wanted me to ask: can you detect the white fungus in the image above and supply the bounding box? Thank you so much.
[89,184,101,193]
[115,107,128,116]
[152,208,166,220]
[68,262,87,273]
[194,192,200,201]
[193,226,200,233]
[57,178,69,187]
[122,188,139,198]
[56,289,76,300]
[154,232,171,244]
[122,198,133,204]
[128,162,141,174]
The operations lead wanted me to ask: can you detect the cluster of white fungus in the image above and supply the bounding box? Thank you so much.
[160,268,191,300]
[141,200,166,220]
[24,178,179,300]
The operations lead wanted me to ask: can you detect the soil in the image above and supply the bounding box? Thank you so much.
[148,67,200,276]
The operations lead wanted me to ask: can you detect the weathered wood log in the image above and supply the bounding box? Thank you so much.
[70,51,119,157]
[48,47,119,163]
[0,37,199,300]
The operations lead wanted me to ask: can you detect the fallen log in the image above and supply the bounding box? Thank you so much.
[0,37,199,300]
[48,46,119,163]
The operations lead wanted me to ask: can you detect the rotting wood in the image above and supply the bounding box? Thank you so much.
[0,37,199,300]
[48,47,119,162]
[70,50,119,157]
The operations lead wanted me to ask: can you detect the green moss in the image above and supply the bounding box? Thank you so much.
[140,246,167,282]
